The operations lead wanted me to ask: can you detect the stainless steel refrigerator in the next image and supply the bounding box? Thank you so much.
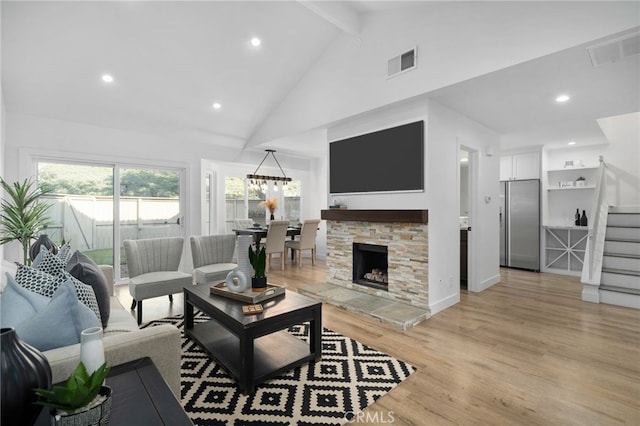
[499,179,540,271]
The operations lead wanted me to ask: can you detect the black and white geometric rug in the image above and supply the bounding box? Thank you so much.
[143,312,415,425]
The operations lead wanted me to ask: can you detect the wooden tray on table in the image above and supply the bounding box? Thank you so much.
[209,282,285,303]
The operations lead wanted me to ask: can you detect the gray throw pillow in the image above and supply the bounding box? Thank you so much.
[14,264,102,324]
[66,251,110,328]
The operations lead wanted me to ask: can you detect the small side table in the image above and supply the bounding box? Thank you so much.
[35,357,191,425]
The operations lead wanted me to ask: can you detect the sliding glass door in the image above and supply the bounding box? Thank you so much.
[37,160,185,280]
[118,167,183,279]
[37,162,115,266]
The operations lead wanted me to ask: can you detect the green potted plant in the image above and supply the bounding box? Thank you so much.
[0,177,53,265]
[34,362,111,425]
[248,244,267,291]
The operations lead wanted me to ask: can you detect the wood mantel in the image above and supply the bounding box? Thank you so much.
[321,209,428,224]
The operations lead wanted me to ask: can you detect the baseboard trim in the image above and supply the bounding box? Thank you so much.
[471,274,501,293]
[429,292,459,315]
[582,283,600,303]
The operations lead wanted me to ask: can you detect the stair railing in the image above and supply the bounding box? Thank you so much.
[581,156,608,286]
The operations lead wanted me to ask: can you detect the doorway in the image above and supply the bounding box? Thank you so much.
[459,146,478,291]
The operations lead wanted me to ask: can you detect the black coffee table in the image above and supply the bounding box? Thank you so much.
[183,284,322,394]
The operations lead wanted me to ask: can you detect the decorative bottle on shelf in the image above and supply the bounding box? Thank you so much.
[574,209,580,226]
[580,210,588,227]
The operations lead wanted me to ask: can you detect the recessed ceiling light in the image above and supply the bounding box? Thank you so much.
[101,74,114,83]
[568,141,576,145]
[460,157,469,163]
[250,37,261,47]
[555,94,570,103]
[212,102,222,110]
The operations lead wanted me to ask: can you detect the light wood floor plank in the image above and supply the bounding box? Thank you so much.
[115,261,640,425]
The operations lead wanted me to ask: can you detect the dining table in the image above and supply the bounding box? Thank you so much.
[233,226,302,259]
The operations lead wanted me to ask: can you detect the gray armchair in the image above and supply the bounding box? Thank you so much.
[190,234,237,285]
[124,237,192,324]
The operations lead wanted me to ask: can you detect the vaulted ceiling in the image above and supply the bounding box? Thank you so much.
[2,1,638,159]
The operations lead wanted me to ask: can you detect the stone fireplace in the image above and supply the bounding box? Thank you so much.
[321,209,429,310]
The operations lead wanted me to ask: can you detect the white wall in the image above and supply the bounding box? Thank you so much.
[546,112,640,209]
[325,98,500,315]
[1,113,315,264]
[251,1,639,146]
[426,100,501,313]
[327,98,429,209]
[0,16,4,265]
[202,128,329,259]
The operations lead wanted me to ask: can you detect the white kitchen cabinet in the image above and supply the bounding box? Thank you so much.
[500,152,540,180]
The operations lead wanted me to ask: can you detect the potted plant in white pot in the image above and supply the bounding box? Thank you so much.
[0,177,54,265]
[34,362,111,426]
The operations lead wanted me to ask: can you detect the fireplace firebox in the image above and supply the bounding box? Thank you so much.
[353,243,388,291]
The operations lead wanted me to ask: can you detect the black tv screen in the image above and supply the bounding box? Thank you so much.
[329,120,424,194]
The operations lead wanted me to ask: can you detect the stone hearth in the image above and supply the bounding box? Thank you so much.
[320,210,430,319]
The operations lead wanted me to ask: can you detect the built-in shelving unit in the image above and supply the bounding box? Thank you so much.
[543,162,598,276]
[546,166,598,191]
[543,225,589,276]
[547,186,596,191]
[545,165,598,227]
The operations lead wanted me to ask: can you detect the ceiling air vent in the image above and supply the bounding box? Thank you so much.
[387,47,417,78]
[587,31,640,67]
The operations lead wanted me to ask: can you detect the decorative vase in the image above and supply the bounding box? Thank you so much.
[236,235,254,284]
[270,213,275,221]
[51,386,112,426]
[80,327,105,376]
[1,327,52,426]
[225,269,248,293]
[252,276,267,292]
[29,233,58,261]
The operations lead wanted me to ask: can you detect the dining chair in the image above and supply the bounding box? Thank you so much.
[263,220,289,272]
[285,219,321,267]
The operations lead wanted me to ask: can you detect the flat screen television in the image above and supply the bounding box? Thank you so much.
[329,120,424,194]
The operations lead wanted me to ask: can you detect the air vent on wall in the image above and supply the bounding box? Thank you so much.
[387,47,417,78]
[587,31,640,67]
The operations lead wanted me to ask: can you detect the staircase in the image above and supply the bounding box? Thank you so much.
[598,209,640,309]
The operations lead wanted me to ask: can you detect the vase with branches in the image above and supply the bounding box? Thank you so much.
[259,198,277,221]
[0,177,53,265]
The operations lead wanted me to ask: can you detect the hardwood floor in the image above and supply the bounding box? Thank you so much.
[115,262,640,425]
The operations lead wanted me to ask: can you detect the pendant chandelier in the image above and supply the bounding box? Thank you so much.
[247,149,292,189]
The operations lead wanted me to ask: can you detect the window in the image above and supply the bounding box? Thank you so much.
[283,180,301,224]
[222,176,301,229]
[225,176,246,233]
